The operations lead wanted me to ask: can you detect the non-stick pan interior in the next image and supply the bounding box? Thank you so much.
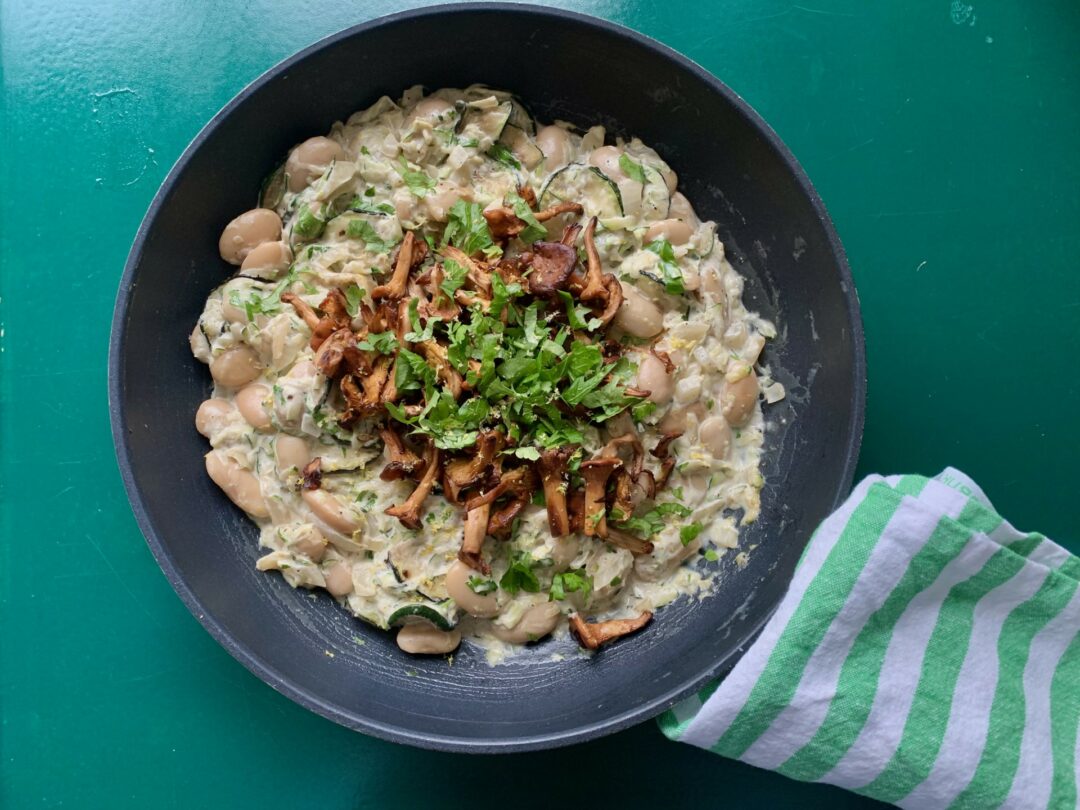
[110,4,864,751]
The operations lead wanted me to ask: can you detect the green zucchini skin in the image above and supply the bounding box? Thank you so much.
[539,164,623,218]
[387,603,455,630]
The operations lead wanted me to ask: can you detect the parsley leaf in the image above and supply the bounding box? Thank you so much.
[440,259,469,299]
[467,577,497,596]
[618,153,648,184]
[355,331,398,354]
[346,218,392,253]
[680,522,704,546]
[395,155,436,197]
[487,142,521,170]
[292,203,326,240]
[404,298,439,343]
[442,200,495,255]
[557,290,602,332]
[347,197,395,216]
[645,239,685,295]
[499,552,541,595]
[507,192,546,244]
[343,283,366,316]
[615,502,694,539]
[550,569,593,602]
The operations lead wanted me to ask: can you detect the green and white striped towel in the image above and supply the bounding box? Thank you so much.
[660,469,1080,809]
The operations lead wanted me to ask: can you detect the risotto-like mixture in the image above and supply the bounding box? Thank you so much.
[189,85,783,661]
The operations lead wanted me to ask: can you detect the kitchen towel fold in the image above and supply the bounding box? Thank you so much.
[660,469,1080,809]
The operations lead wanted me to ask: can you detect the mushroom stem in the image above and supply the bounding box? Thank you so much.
[533,201,585,222]
[379,425,422,481]
[537,447,574,537]
[606,526,655,556]
[569,612,653,650]
[459,502,491,573]
[385,442,440,529]
[579,217,607,302]
[579,457,622,538]
[372,231,417,300]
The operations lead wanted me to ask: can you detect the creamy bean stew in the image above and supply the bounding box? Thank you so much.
[190,85,784,661]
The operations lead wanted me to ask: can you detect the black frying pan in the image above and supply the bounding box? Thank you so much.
[109,4,865,752]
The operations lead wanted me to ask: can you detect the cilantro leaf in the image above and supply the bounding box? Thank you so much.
[440,259,469,299]
[395,155,436,197]
[404,298,439,342]
[619,153,648,184]
[292,203,326,240]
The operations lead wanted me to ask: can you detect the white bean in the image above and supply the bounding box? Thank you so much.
[235,384,272,430]
[636,353,675,404]
[445,561,498,617]
[721,369,759,427]
[588,145,626,180]
[698,416,732,458]
[205,451,269,517]
[240,241,292,277]
[396,621,461,654]
[491,603,561,644]
[614,283,664,338]
[324,561,354,597]
[195,398,232,437]
[668,192,699,227]
[209,346,262,388]
[275,435,310,474]
[534,125,570,169]
[218,209,282,265]
[644,218,693,246]
[301,488,362,534]
[285,136,346,192]
[287,523,327,562]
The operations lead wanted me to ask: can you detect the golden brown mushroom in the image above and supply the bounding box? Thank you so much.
[593,274,624,327]
[537,446,574,536]
[443,431,504,504]
[459,502,491,573]
[385,442,441,530]
[569,611,653,650]
[579,216,608,303]
[301,457,322,491]
[525,242,577,297]
[606,526,655,555]
[578,456,622,538]
[372,231,419,300]
[416,340,464,399]
[314,328,358,378]
[379,425,422,481]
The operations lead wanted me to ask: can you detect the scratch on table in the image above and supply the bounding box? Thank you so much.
[792,4,858,16]
[916,260,928,272]
[85,532,158,624]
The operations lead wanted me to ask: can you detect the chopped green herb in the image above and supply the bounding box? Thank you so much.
[348,197,395,216]
[395,155,436,197]
[645,238,685,295]
[557,290,603,332]
[292,204,325,240]
[550,569,593,602]
[440,259,469,299]
[345,218,392,253]
[343,283,366,316]
[487,142,521,170]
[442,200,495,255]
[704,548,720,562]
[467,577,497,596]
[680,522,704,546]
[507,192,546,244]
[500,553,541,595]
[356,331,398,355]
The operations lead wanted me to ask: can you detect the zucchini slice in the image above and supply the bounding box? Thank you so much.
[539,164,623,219]
[498,124,544,171]
[388,603,455,630]
[458,99,512,144]
[640,166,672,221]
[259,164,287,210]
[506,98,536,135]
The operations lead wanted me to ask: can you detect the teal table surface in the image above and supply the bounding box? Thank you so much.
[2,1,1078,807]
